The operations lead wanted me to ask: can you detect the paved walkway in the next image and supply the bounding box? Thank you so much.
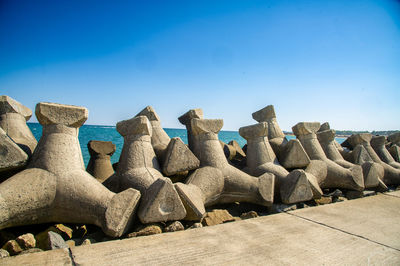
[1,191,400,265]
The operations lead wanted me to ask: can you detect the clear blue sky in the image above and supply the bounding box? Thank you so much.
[1,0,399,131]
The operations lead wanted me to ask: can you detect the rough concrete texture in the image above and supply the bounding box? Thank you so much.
[136,106,200,176]
[348,133,400,186]
[0,95,37,156]
[292,122,364,191]
[0,127,28,175]
[389,145,400,163]
[178,108,204,155]
[4,192,399,265]
[86,140,116,182]
[239,122,319,204]
[317,128,385,190]
[177,116,275,220]
[105,115,186,224]
[252,105,310,169]
[371,135,400,169]
[162,137,200,176]
[388,132,400,145]
[0,102,141,237]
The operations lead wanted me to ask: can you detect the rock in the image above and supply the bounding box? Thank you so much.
[0,95,37,156]
[19,248,43,255]
[0,102,141,238]
[201,210,235,226]
[314,196,332,205]
[189,223,203,229]
[0,128,28,178]
[0,248,9,258]
[16,233,36,249]
[164,221,184,232]
[363,190,376,197]
[86,140,116,183]
[105,116,186,224]
[49,224,73,240]
[2,240,22,256]
[327,189,344,198]
[333,196,348,203]
[81,239,92,245]
[126,225,162,238]
[66,240,76,248]
[46,231,68,250]
[162,137,200,176]
[73,225,87,238]
[240,211,258,220]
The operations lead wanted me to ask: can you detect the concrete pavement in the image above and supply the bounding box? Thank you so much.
[1,191,400,265]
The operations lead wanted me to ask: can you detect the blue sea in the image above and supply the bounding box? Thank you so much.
[27,123,345,167]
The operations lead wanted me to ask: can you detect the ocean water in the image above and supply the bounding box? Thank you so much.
[27,123,345,167]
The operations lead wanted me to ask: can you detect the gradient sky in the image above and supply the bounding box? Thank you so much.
[1,0,399,131]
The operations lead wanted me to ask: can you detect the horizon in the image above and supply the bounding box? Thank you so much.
[1,0,400,132]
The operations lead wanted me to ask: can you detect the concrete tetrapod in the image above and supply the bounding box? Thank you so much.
[370,136,400,170]
[239,122,321,204]
[0,128,28,180]
[252,105,310,169]
[136,106,199,176]
[86,140,116,183]
[292,122,364,191]
[0,95,37,156]
[104,116,187,224]
[388,133,400,163]
[317,129,385,190]
[176,117,275,221]
[0,102,141,237]
[347,134,400,186]
[178,108,204,156]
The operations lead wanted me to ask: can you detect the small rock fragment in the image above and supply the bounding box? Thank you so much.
[126,225,163,238]
[346,190,363,200]
[201,210,235,226]
[240,211,258,220]
[314,196,332,205]
[0,248,10,258]
[16,233,36,249]
[189,223,203,229]
[66,240,76,248]
[2,240,22,256]
[164,221,184,232]
[81,239,91,245]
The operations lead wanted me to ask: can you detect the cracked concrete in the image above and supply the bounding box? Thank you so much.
[2,191,400,265]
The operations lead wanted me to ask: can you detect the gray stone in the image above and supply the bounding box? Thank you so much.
[164,221,184,232]
[0,248,9,258]
[202,210,235,226]
[252,105,310,169]
[127,224,163,238]
[86,140,116,183]
[0,128,28,176]
[371,135,400,169]
[270,203,297,213]
[240,211,258,220]
[15,233,36,249]
[46,231,68,250]
[0,102,141,237]
[177,115,275,221]
[162,137,200,176]
[105,116,186,224]
[239,122,320,204]
[0,95,37,156]
[348,133,400,186]
[2,240,22,256]
[293,122,364,191]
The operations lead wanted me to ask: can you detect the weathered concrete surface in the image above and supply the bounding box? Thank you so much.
[290,192,400,250]
[2,192,400,265]
[86,140,116,182]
